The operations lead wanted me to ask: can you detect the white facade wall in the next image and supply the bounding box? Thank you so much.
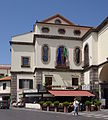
[36,24,88,38]
[17,74,34,101]
[91,33,98,65]
[83,33,98,66]
[35,38,82,69]
[10,15,108,105]
[42,71,81,89]
[98,24,108,64]
[12,32,34,43]
[83,35,92,66]
[17,74,34,92]
[82,71,90,90]
[0,81,11,94]
[11,44,35,72]
[82,33,98,88]
[84,71,90,85]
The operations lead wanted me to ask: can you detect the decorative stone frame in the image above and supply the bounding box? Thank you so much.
[19,79,33,89]
[41,44,50,64]
[73,29,81,36]
[58,28,66,34]
[84,43,89,67]
[21,56,31,68]
[41,27,50,33]
[44,76,53,90]
[72,77,79,86]
[55,19,61,24]
[71,74,80,88]
[73,46,82,66]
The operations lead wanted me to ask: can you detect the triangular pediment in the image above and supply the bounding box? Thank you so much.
[42,14,74,25]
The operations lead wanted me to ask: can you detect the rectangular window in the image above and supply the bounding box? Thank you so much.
[45,77,52,90]
[29,80,33,89]
[3,83,6,90]
[72,78,78,86]
[19,79,33,89]
[21,57,30,67]
[19,79,23,89]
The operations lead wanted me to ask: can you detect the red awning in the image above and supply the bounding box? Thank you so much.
[48,90,95,97]
[0,76,11,81]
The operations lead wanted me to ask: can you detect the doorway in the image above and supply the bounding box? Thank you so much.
[104,88,108,108]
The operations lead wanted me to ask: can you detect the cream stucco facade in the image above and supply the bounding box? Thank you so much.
[0,64,11,77]
[0,65,11,101]
[0,76,11,101]
[0,81,11,94]
[10,14,108,108]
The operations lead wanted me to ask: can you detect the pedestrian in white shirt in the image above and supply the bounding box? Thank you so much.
[73,98,79,116]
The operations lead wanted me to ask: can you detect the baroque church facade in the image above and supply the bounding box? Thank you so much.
[10,14,108,107]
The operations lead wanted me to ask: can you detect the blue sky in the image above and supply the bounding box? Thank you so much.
[0,0,108,64]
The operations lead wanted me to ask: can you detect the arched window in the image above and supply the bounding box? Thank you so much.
[74,47,81,65]
[84,44,89,67]
[42,45,49,64]
[74,30,81,36]
[41,27,49,33]
[58,29,65,34]
[55,19,61,24]
[57,46,68,65]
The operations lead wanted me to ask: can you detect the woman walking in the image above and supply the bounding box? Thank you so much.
[73,98,79,116]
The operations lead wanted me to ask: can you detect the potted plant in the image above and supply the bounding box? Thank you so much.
[53,101,59,112]
[95,100,101,111]
[63,101,69,113]
[39,101,45,110]
[46,101,52,111]
[90,101,95,111]
[58,103,64,112]
[85,101,91,111]
[68,102,73,112]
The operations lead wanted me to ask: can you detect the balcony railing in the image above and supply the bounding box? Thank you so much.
[55,60,70,69]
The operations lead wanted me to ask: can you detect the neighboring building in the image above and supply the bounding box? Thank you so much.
[0,76,11,101]
[0,64,11,77]
[10,14,108,108]
[0,65,11,101]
